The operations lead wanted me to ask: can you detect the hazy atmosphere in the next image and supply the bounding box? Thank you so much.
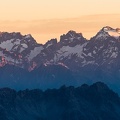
[1,1,120,119]
[0,0,120,43]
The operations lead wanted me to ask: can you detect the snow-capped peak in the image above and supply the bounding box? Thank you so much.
[103,26,114,31]
[94,29,110,40]
[102,26,120,37]
[103,26,120,37]
[0,28,120,71]
[94,26,120,40]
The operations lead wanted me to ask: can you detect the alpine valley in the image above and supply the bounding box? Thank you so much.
[0,26,120,93]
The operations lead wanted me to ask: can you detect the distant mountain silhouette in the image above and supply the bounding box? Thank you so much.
[0,82,120,120]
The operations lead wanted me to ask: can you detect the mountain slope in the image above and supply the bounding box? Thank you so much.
[0,27,120,92]
[0,64,76,90]
[0,82,120,120]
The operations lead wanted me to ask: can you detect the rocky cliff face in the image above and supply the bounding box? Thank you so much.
[0,27,120,92]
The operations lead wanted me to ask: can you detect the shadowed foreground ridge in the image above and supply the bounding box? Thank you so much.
[0,82,120,120]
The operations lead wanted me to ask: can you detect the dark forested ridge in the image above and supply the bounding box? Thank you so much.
[0,82,120,120]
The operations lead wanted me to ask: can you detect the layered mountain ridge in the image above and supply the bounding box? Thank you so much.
[0,26,120,91]
[0,82,120,120]
[0,26,120,71]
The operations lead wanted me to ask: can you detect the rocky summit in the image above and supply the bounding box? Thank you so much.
[0,27,120,92]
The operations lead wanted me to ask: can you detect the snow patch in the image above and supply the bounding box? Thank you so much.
[103,26,120,38]
[58,62,69,69]
[21,43,28,48]
[53,43,87,62]
[82,61,95,67]
[93,50,96,54]
[28,46,43,60]
[46,43,53,48]
[88,53,92,57]
[96,33,109,40]
[0,39,14,51]
[108,31,120,38]
[111,52,118,58]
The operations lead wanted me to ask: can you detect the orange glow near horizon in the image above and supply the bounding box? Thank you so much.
[0,0,120,43]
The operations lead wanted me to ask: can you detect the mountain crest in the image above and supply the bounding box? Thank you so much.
[44,38,57,48]
[60,30,84,40]
[0,28,120,93]
[59,30,86,46]
[96,26,120,39]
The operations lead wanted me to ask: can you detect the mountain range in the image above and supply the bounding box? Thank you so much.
[0,26,120,92]
[0,82,120,120]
